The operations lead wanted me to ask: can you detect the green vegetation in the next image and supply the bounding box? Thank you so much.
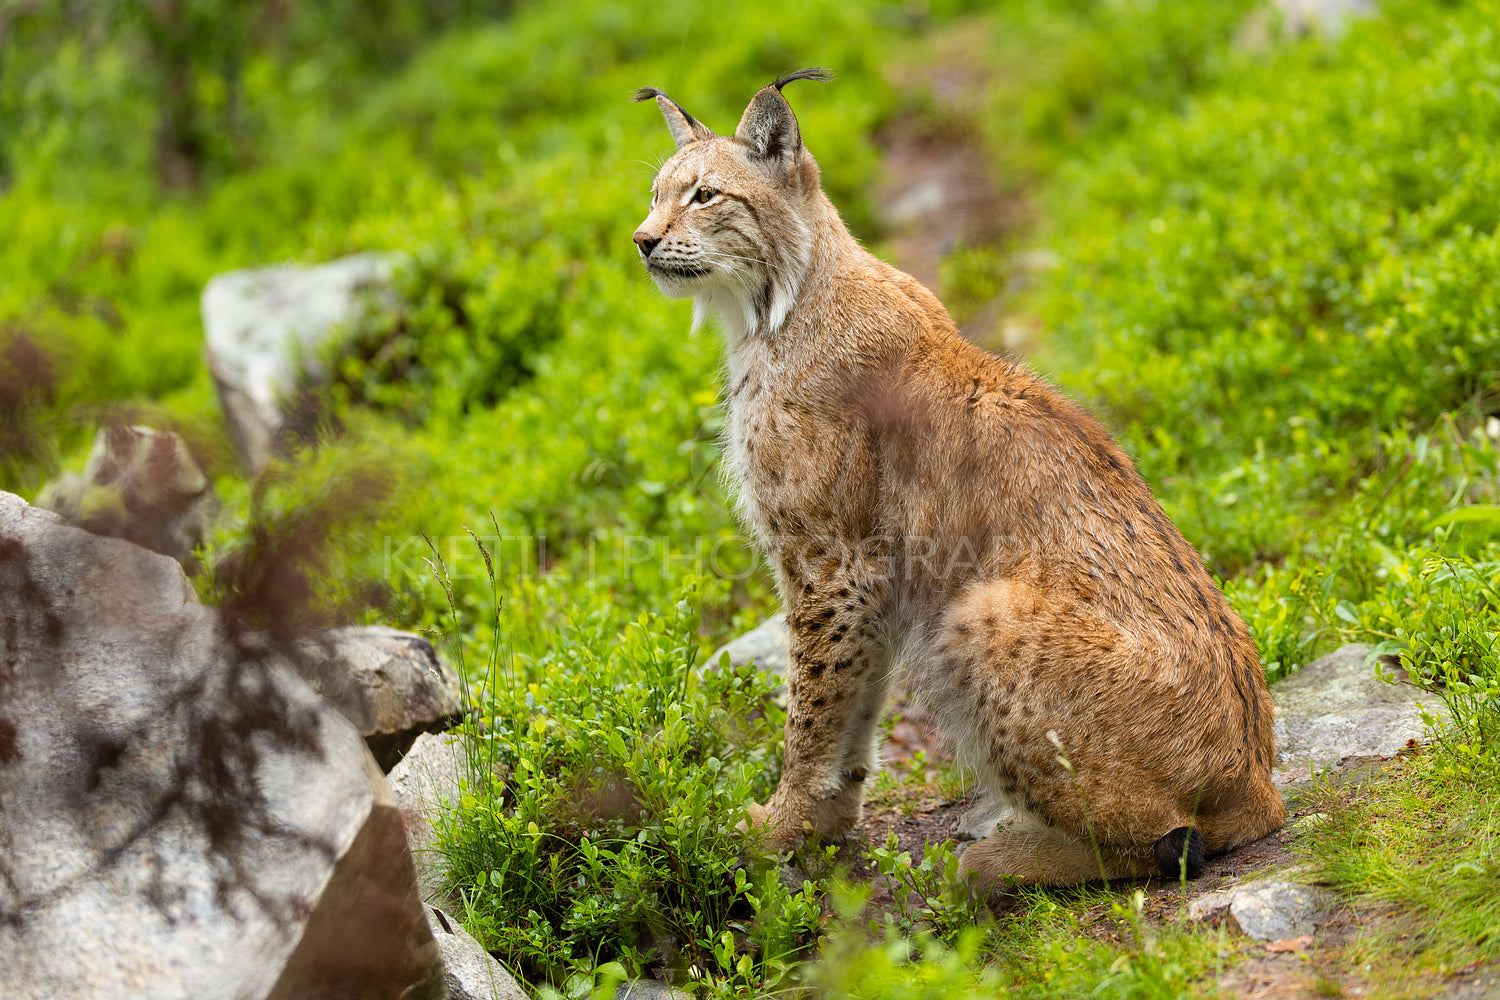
[5,0,1500,995]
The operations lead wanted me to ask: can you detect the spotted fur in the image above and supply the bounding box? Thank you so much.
[632,73,1283,890]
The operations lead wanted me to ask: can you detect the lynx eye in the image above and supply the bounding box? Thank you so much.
[694,187,718,204]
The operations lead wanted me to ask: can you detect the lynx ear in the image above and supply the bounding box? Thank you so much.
[633,87,716,150]
[735,67,833,162]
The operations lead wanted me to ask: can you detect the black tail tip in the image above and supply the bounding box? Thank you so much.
[1154,827,1205,880]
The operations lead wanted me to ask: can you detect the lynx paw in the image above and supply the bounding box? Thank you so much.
[745,801,772,828]
[737,801,805,849]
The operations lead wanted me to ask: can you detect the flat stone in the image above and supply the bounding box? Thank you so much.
[36,425,215,569]
[1227,879,1332,941]
[1185,873,1333,942]
[1271,643,1447,785]
[296,625,465,770]
[426,905,526,1000]
[203,252,401,473]
[0,491,443,1000]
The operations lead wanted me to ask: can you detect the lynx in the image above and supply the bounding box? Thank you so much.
[632,70,1284,888]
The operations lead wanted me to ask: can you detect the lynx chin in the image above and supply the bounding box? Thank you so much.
[632,70,1283,890]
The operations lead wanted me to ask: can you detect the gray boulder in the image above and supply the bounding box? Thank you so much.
[203,252,401,473]
[0,491,445,1000]
[36,424,215,568]
[1273,643,1447,786]
[297,626,465,771]
[1187,876,1334,941]
[425,906,526,1000]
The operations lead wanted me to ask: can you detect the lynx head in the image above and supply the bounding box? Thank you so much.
[632,69,833,338]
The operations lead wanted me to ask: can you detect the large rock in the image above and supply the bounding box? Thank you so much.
[0,491,445,1000]
[36,424,215,569]
[203,252,401,473]
[297,626,465,771]
[425,906,527,1000]
[1273,643,1447,786]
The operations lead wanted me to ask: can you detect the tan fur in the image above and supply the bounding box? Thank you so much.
[632,73,1284,890]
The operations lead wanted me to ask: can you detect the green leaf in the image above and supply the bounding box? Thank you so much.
[1429,506,1500,529]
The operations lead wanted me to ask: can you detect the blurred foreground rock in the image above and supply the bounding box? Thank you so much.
[298,626,465,771]
[0,491,445,1000]
[203,252,401,474]
[36,424,215,569]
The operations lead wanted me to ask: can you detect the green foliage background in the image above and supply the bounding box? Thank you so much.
[4,0,1500,995]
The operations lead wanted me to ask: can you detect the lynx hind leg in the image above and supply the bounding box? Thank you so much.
[958,810,1157,890]
[937,580,1211,887]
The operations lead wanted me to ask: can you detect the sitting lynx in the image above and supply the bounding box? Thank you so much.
[632,70,1284,888]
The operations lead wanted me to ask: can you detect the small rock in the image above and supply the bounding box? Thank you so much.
[203,252,402,473]
[425,905,527,1000]
[1273,0,1375,36]
[709,613,789,701]
[1185,876,1333,942]
[882,179,949,229]
[778,863,811,894]
[711,612,788,675]
[1272,643,1447,785]
[36,425,215,568]
[953,792,1017,842]
[1186,887,1240,922]
[1228,879,1332,941]
[616,980,691,1000]
[296,625,465,770]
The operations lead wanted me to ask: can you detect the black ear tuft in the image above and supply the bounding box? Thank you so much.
[1153,827,1206,880]
[735,70,830,164]
[773,67,835,91]
[634,87,716,150]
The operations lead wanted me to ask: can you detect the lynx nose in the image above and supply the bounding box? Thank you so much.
[634,231,661,257]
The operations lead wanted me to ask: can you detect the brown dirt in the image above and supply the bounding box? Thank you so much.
[873,23,1032,352]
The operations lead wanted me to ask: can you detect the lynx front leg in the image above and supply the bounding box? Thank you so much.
[756,568,891,846]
